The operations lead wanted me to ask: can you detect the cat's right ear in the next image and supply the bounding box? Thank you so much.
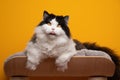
[43,11,49,20]
[64,16,69,24]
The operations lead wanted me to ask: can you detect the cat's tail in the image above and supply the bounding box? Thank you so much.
[83,42,120,80]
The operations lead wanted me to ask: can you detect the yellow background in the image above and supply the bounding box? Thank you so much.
[0,0,120,80]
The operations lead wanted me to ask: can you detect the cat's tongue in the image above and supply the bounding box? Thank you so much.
[49,32,56,35]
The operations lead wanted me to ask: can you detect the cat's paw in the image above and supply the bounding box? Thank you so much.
[26,61,37,71]
[55,58,68,72]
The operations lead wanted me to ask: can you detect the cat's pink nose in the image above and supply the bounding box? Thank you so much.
[52,28,55,30]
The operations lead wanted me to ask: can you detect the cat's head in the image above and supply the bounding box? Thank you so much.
[37,11,71,39]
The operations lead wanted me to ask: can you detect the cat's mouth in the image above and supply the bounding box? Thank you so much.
[49,32,56,35]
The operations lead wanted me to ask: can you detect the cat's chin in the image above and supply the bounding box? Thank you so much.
[47,33,57,39]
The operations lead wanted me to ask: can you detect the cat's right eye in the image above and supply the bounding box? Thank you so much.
[47,23,51,26]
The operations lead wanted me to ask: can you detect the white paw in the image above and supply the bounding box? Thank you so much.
[26,61,37,71]
[55,58,68,72]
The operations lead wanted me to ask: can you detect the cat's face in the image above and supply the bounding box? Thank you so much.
[38,11,71,39]
[42,18,64,37]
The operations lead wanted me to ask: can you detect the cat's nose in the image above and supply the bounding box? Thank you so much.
[52,28,55,30]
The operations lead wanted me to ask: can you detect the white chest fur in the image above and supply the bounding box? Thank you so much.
[26,25,77,71]
[36,35,72,57]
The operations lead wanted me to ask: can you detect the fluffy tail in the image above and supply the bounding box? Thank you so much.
[83,42,120,80]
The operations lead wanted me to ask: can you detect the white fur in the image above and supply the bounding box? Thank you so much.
[26,18,77,71]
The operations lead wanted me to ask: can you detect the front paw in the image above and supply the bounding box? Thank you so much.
[55,59,68,72]
[26,61,37,71]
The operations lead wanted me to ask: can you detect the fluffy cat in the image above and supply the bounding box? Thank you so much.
[25,11,120,80]
[25,11,77,71]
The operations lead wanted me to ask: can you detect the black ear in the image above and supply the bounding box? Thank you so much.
[43,11,49,20]
[64,16,69,24]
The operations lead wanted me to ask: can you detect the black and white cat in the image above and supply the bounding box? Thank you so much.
[26,11,77,71]
[25,11,120,80]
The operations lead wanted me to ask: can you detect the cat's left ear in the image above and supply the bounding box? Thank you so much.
[64,16,69,24]
[43,11,49,20]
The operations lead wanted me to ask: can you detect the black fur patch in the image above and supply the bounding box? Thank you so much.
[73,39,86,50]
[30,34,37,43]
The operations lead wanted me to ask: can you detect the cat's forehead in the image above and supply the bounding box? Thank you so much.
[50,18,58,25]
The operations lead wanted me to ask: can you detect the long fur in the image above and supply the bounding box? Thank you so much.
[25,11,76,71]
[82,42,120,80]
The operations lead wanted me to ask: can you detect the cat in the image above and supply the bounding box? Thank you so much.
[25,11,77,71]
[25,11,120,80]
